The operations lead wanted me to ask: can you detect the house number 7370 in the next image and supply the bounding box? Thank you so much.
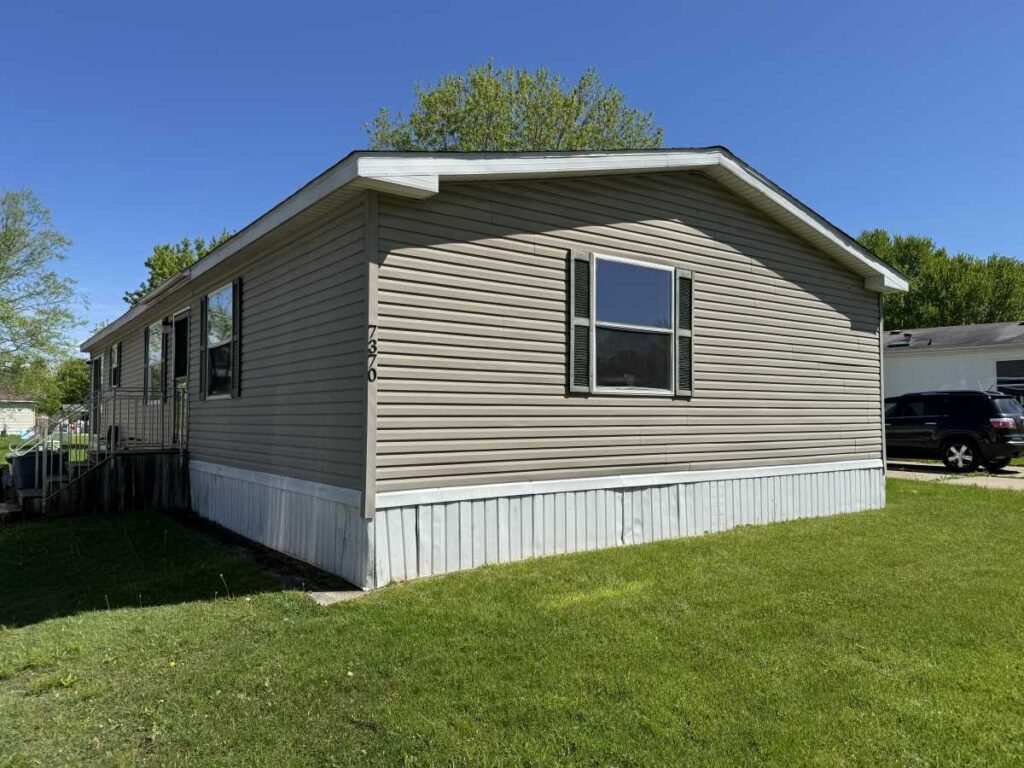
[367,324,378,382]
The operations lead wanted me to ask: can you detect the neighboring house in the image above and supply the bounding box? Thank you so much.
[884,322,1024,401]
[80,147,908,589]
[0,391,36,435]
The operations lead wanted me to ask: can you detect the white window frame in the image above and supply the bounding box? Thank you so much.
[590,253,676,397]
[205,283,234,400]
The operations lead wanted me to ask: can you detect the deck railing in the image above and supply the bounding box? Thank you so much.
[7,385,188,511]
[91,385,187,453]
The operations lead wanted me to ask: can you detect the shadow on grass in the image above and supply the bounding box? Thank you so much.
[0,511,344,628]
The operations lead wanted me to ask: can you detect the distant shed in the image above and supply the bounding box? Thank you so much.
[0,390,37,435]
[884,322,1024,400]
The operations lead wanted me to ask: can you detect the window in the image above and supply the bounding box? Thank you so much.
[568,252,692,396]
[884,399,898,418]
[203,283,238,398]
[108,343,121,388]
[946,395,991,419]
[145,321,164,402]
[895,396,946,418]
[994,396,1024,416]
[997,360,1024,402]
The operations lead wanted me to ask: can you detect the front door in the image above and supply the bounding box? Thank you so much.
[172,314,190,444]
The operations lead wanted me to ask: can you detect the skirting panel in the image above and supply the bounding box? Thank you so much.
[371,463,885,588]
[189,461,371,589]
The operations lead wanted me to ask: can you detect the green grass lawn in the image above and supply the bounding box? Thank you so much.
[2,480,1024,766]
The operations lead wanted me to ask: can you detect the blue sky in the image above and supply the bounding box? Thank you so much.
[3,1,1022,343]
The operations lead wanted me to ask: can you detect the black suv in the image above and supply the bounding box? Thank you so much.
[885,390,1024,471]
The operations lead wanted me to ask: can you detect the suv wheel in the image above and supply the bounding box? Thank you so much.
[942,439,980,472]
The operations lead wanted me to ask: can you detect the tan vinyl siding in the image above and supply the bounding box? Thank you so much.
[87,195,368,490]
[374,171,882,492]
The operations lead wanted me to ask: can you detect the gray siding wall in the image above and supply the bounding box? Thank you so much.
[374,172,883,493]
[88,195,368,490]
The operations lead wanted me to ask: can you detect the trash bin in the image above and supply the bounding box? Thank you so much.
[7,452,36,491]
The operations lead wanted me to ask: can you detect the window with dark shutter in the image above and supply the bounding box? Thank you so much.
[230,277,242,398]
[567,251,592,393]
[675,269,693,397]
[161,321,170,401]
[204,283,234,398]
[199,296,208,401]
[567,252,694,397]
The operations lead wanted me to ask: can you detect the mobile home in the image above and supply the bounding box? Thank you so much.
[80,148,908,588]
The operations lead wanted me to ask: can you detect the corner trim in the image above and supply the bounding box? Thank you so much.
[361,191,380,519]
[189,460,362,508]
[375,459,884,509]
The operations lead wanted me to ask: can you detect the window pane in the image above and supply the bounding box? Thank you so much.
[596,327,670,390]
[596,258,672,329]
[147,322,162,396]
[207,286,233,346]
[994,397,1024,415]
[897,399,925,417]
[208,343,232,396]
[147,322,162,364]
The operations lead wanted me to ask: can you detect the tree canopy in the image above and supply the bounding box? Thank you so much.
[4,356,90,415]
[0,190,78,367]
[367,62,664,152]
[124,232,231,306]
[860,228,1024,329]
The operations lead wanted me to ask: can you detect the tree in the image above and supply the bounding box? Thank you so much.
[367,62,664,152]
[52,357,91,409]
[1,356,91,415]
[860,228,1024,329]
[0,190,78,366]
[124,232,231,306]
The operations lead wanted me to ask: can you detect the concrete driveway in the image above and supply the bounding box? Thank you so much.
[887,461,1024,491]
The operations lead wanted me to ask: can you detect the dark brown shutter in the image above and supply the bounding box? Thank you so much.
[161,320,170,401]
[567,251,592,394]
[116,342,122,387]
[199,296,208,401]
[231,277,242,398]
[142,327,150,401]
[675,268,694,397]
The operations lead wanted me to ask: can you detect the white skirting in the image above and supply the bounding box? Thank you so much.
[189,461,371,589]
[370,460,885,588]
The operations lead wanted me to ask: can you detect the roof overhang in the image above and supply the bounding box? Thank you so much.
[82,147,907,351]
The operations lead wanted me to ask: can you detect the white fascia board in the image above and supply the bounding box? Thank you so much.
[355,151,908,295]
[354,149,721,180]
[84,148,906,351]
[81,155,363,352]
[709,156,907,294]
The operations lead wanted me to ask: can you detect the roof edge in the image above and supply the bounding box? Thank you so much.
[82,147,907,351]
